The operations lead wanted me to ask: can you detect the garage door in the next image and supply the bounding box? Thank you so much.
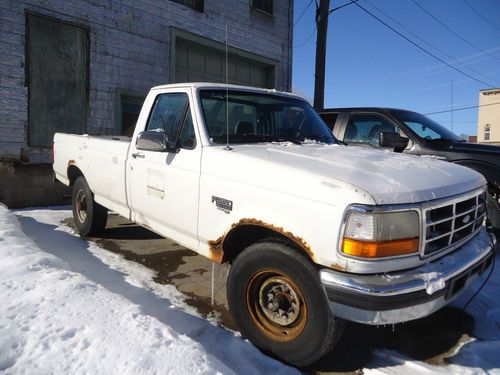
[175,40,273,88]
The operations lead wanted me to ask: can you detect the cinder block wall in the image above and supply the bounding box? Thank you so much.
[0,0,292,207]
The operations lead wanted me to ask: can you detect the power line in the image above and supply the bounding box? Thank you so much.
[328,0,359,14]
[293,0,358,49]
[411,0,500,63]
[424,101,500,115]
[364,0,497,85]
[294,0,314,28]
[462,0,500,34]
[351,1,496,88]
[292,24,317,48]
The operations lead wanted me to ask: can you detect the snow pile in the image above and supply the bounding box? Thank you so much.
[0,205,297,374]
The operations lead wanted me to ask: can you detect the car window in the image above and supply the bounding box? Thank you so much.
[393,110,463,142]
[146,93,196,150]
[200,90,336,144]
[404,121,443,140]
[178,108,196,149]
[201,98,258,136]
[344,113,398,146]
[146,93,189,144]
[320,112,338,131]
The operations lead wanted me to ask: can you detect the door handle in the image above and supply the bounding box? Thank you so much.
[131,152,145,159]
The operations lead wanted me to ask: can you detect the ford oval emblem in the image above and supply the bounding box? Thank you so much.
[462,215,471,224]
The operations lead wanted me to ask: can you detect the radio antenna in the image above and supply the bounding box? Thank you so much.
[224,24,232,151]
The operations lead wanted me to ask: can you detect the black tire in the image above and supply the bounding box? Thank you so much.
[72,176,108,237]
[227,241,343,367]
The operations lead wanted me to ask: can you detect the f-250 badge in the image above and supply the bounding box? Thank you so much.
[211,196,233,214]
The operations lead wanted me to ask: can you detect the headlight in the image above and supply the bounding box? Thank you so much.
[342,210,420,258]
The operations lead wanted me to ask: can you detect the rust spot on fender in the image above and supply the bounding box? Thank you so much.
[330,263,347,272]
[207,236,225,264]
[208,218,316,263]
[68,159,76,166]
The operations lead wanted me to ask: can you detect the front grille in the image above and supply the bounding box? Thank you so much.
[423,191,486,256]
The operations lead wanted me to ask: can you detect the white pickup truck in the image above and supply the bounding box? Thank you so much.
[53,83,496,366]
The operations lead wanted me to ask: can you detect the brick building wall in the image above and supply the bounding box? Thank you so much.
[0,0,293,207]
[1,0,293,162]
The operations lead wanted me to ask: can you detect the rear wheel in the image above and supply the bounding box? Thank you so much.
[227,241,343,367]
[72,176,108,236]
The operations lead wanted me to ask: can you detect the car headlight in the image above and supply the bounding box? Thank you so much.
[342,210,420,258]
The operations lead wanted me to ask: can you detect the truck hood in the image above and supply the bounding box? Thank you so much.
[229,143,485,204]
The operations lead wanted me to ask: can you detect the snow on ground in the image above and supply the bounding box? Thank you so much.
[1,205,499,374]
[0,205,298,375]
[362,234,500,375]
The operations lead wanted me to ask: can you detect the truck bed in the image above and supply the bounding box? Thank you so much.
[53,133,132,218]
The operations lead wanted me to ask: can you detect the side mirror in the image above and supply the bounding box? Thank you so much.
[136,130,178,153]
[379,132,409,152]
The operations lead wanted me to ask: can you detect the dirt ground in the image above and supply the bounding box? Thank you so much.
[67,212,497,374]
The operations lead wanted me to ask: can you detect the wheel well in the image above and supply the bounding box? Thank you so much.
[67,165,84,186]
[220,223,316,265]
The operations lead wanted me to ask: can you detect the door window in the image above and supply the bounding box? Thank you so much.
[146,93,189,146]
[178,109,197,149]
[344,113,398,146]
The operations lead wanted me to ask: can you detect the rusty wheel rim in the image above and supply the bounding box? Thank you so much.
[246,269,307,341]
[75,190,87,223]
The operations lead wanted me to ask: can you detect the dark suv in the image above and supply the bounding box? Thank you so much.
[318,107,500,233]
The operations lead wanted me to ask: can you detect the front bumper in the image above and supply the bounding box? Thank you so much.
[320,227,496,325]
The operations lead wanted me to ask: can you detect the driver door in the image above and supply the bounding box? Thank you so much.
[128,90,201,250]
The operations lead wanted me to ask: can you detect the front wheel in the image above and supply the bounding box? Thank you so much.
[227,241,343,367]
[72,176,108,237]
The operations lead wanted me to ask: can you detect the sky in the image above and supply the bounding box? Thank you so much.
[292,0,500,137]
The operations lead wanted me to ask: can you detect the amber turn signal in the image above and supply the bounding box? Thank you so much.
[342,238,419,258]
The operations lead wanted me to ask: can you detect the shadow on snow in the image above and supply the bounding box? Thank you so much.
[16,215,291,375]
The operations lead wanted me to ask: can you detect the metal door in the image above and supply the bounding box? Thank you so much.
[27,14,88,147]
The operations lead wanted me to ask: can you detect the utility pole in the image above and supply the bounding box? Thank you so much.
[314,0,330,110]
[451,80,454,132]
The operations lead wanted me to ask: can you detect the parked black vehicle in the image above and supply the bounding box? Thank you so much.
[318,107,500,234]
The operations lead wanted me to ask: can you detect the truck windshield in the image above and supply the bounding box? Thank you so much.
[200,89,336,145]
[395,110,464,142]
